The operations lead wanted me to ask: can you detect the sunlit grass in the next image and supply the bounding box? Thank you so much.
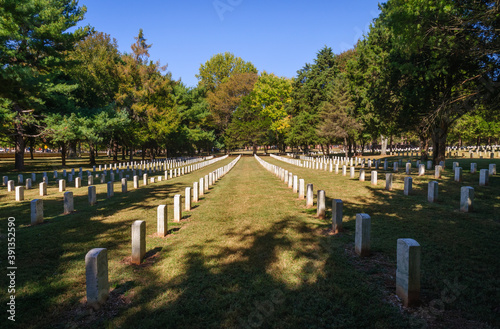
[0,155,498,328]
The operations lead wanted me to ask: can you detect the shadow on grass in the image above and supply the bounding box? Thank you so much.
[0,163,233,328]
[272,157,500,328]
[87,216,409,329]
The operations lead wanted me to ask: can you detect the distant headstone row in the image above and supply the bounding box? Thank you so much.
[85,155,241,309]
[26,155,231,225]
[255,154,435,308]
[270,155,495,213]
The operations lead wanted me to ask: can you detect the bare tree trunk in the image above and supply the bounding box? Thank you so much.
[432,120,449,165]
[419,134,429,162]
[89,144,96,165]
[61,143,67,166]
[68,141,77,158]
[29,137,35,160]
[129,147,134,161]
[112,139,118,162]
[14,132,25,170]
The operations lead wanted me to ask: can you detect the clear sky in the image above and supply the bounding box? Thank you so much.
[77,0,382,88]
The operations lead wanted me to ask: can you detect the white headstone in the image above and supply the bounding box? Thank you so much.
[131,220,146,265]
[396,239,421,307]
[173,195,182,222]
[332,199,343,234]
[64,191,74,214]
[428,181,438,202]
[15,186,24,201]
[404,177,412,196]
[157,205,168,237]
[31,199,43,224]
[88,186,97,205]
[85,248,109,309]
[355,213,371,256]
[317,190,326,219]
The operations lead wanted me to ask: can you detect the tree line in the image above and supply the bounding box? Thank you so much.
[1,0,498,170]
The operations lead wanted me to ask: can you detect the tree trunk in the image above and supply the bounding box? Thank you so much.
[432,120,449,165]
[14,132,25,170]
[89,143,96,165]
[389,135,393,153]
[419,135,429,162]
[61,143,67,166]
[29,137,35,160]
[150,147,155,161]
[252,144,257,155]
[122,146,126,160]
[68,141,77,158]
[141,145,146,160]
[112,139,118,162]
[129,147,134,161]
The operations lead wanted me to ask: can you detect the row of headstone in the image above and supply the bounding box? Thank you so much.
[256,154,423,308]
[3,156,210,192]
[28,156,233,225]
[272,153,495,215]
[276,154,496,192]
[84,155,242,309]
[14,156,231,209]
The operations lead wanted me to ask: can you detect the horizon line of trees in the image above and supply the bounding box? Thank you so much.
[1,0,498,170]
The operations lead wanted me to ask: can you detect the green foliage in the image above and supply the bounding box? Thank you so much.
[173,84,216,154]
[116,30,179,156]
[351,0,500,162]
[196,52,257,92]
[225,94,271,152]
[0,0,91,168]
[251,72,292,134]
[317,74,362,147]
[70,31,121,109]
[207,72,258,141]
[448,113,500,145]
[287,46,337,149]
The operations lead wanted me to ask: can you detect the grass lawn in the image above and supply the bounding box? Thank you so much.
[0,155,498,328]
[265,154,500,329]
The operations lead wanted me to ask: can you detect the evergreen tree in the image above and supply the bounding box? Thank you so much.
[0,0,90,169]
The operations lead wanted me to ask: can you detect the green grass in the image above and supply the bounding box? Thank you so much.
[0,155,498,328]
[265,155,500,328]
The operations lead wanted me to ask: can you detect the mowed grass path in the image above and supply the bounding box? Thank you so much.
[2,155,497,328]
[107,156,408,329]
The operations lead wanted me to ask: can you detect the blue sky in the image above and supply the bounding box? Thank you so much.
[77,0,382,88]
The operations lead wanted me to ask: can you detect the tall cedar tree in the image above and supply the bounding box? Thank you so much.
[0,0,90,169]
